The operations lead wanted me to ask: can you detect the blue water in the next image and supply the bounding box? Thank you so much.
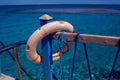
[0,4,120,80]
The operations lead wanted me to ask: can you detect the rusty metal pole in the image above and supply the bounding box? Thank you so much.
[13,47,22,80]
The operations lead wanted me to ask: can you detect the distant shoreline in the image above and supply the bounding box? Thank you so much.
[9,8,120,14]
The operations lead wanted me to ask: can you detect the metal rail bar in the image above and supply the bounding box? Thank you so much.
[0,41,27,53]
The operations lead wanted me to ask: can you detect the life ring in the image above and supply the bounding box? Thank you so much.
[26,21,74,64]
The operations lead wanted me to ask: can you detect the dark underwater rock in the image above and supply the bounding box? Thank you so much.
[101,70,120,79]
[113,70,120,79]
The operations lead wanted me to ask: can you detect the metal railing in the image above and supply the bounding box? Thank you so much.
[0,41,34,80]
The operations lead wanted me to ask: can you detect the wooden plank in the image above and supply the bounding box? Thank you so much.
[0,73,15,80]
[54,32,120,47]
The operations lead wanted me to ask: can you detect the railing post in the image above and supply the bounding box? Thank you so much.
[0,43,2,77]
[13,47,22,80]
[0,57,1,77]
[39,14,53,80]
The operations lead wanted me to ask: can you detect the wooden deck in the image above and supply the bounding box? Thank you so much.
[0,73,15,80]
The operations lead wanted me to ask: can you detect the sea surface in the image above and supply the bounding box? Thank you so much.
[0,4,120,80]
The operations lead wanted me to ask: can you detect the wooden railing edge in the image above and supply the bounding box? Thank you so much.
[54,32,120,47]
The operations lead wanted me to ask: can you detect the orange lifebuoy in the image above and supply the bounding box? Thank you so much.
[26,21,74,64]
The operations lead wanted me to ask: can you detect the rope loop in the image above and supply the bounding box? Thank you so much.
[58,31,65,80]
[71,32,80,80]
[58,31,66,49]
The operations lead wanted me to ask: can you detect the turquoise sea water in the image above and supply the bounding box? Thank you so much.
[0,4,120,80]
